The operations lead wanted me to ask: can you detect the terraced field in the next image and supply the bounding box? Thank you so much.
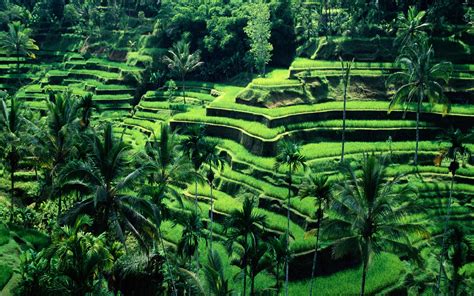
[1,36,473,296]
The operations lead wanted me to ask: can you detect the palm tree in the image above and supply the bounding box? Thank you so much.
[202,139,225,251]
[274,139,306,296]
[0,21,39,74]
[60,123,156,250]
[28,91,81,216]
[224,196,267,296]
[394,6,430,50]
[140,124,198,296]
[387,40,452,165]
[268,235,288,292]
[181,124,206,209]
[435,128,473,294]
[77,93,98,129]
[299,174,333,296]
[203,249,233,296]
[41,215,114,296]
[326,154,427,296]
[174,208,205,271]
[0,96,27,222]
[163,40,203,104]
[339,57,354,162]
[247,236,272,296]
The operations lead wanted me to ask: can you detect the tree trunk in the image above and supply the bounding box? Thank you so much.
[360,251,369,296]
[250,269,255,296]
[285,172,292,296]
[341,80,347,162]
[209,183,214,251]
[435,172,455,295]
[414,97,421,166]
[243,235,248,296]
[159,227,178,296]
[194,180,198,210]
[182,75,186,105]
[16,48,20,75]
[309,201,323,296]
[9,170,15,223]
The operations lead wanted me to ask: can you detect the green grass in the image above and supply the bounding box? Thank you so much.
[0,264,13,290]
[10,226,50,250]
[287,253,404,296]
[0,224,9,246]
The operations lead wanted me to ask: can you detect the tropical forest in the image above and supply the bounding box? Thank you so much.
[0,0,472,295]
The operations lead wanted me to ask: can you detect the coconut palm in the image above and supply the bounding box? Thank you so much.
[0,96,27,222]
[299,173,333,296]
[274,139,306,296]
[59,123,157,251]
[0,21,39,74]
[247,236,272,296]
[435,128,473,294]
[181,124,207,209]
[326,154,427,296]
[140,124,198,296]
[30,91,81,216]
[77,93,98,129]
[41,215,114,296]
[201,139,225,251]
[163,40,203,104]
[174,208,205,270]
[268,235,288,292]
[394,6,431,50]
[224,196,267,296]
[203,249,233,296]
[340,57,354,162]
[387,40,452,165]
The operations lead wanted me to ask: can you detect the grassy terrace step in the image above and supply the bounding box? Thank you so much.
[172,108,442,155]
[133,110,169,121]
[93,94,134,104]
[64,58,143,74]
[290,58,474,73]
[217,139,473,174]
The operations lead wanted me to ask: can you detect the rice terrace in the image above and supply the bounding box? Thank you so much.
[0,0,472,295]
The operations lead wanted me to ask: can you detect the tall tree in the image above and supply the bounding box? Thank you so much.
[224,196,266,296]
[394,6,430,50]
[0,96,27,222]
[0,21,39,74]
[203,249,233,296]
[201,139,225,251]
[268,235,288,292]
[387,40,452,165]
[244,2,273,76]
[174,208,205,271]
[31,91,80,217]
[181,124,206,210]
[299,174,333,296]
[77,93,97,129]
[326,154,427,296]
[435,128,473,294]
[339,57,354,163]
[163,40,203,104]
[274,139,306,296]
[60,123,156,250]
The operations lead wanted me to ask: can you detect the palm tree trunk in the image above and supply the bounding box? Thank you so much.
[250,268,256,296]
[435,172,455,295]
[243,234,248,296]
[182,75,186,105]
[16,48,20,75]
[209,183,214,251]
[285,173,292,296]
[414,96,421,166]
[309,201,323,296]
[194,180,198,210]
[341,81,347,162]
[9,170,15,223]
[158,227,178,296]
[360,251,369,296]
